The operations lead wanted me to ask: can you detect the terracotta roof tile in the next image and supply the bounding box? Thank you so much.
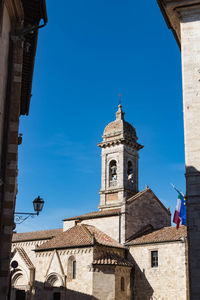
[63,209,120,221]
[36,224,124,251]
[93,253,133,267]
[12,229,62,242]
[126,225,187,246]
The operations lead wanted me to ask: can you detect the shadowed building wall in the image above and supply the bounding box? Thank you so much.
[157,1,200,299]
[0,1,47,297]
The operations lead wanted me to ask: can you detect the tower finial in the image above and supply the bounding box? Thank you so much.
[116,94,124,120]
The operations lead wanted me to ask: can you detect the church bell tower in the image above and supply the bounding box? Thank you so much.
[98,104,143,210]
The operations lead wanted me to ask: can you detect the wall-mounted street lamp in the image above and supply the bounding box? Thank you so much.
[14,196,44,224]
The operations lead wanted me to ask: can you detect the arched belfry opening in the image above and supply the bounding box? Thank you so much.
[127,161,134,184]
[98,104,143,210]
[109,160,117,183]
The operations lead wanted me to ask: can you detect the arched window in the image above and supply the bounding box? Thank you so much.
[73,260,76,279]
[109,160,117,182]
[121,277,125,291]
[68,256,76,280]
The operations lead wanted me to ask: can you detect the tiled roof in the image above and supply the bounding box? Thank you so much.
[63,208,120,221]
[12,229,62,242]
[93,253,133,267]
[16,247,34,269]
[36,224,124,251]
[126,225,187,246]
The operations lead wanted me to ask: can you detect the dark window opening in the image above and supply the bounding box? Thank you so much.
[127,161,134,183]
[127,161,133,175]
[16,289,26,300]
[151,250,158,268]
[110,160,117,181]
[53,292,61,300]
[73,260,76,279]
[121,277,125,291]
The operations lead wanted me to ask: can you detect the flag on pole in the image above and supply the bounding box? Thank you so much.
[171,184,186,229]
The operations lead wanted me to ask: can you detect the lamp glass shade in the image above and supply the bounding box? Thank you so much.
[33,196,44,213]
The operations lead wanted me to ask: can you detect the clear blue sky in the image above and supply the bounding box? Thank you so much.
[16,0,184,232]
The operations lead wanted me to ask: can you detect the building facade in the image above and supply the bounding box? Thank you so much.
[157,1,200,299]
[0,0,47,298]
[10,106,188,300]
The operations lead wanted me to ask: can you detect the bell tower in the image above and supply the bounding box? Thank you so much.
[98,104,143,211]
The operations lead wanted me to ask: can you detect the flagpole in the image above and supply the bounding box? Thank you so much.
[170,183,184,197]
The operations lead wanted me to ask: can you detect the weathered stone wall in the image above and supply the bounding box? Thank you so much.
[63,220,75,231]
[180,8,200,299]
[0,5,11,296]
[92,265,131,300]
[157,2,200,299]
[115,266,131,300]
[125,190,171,241]
[12,239,51,265]
[93,265,116,300]
[11,244,94,299]
[0,2,24,296]
[129,241,187,300]
[79,216,120,242]
[63,216,120,242]
[0,6,10,149]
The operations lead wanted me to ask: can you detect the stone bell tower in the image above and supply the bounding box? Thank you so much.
[98,104,143,211]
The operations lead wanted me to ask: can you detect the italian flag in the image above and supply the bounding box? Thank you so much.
[173,195,181,229]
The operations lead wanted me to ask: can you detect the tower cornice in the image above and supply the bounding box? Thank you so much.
[157,0,200,48]
[97,139,143,150]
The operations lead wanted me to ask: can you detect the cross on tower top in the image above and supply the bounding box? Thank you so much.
[118,93,122,106]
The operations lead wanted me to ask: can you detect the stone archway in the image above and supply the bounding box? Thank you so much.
[11,269,29,300]
[44,273,65,300]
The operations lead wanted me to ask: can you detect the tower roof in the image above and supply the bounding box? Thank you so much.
[98,105,143,150]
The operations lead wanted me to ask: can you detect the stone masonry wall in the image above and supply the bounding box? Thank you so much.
[129,241,187,300]
[0,2,24,296]
[115,266,131,300]
[93,265,116,300]
[125,190,171,241]
[180,8,200,299]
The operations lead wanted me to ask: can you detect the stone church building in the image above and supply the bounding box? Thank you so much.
[11,106,188,300]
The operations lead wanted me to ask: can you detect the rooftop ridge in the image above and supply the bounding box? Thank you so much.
[12,228,62,242]
[63,208,120,221]
[126,225,187,246]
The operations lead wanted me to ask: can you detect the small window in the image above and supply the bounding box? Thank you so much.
[121,277,125,291]
[151,250,158,268]
[73,260,76,279]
